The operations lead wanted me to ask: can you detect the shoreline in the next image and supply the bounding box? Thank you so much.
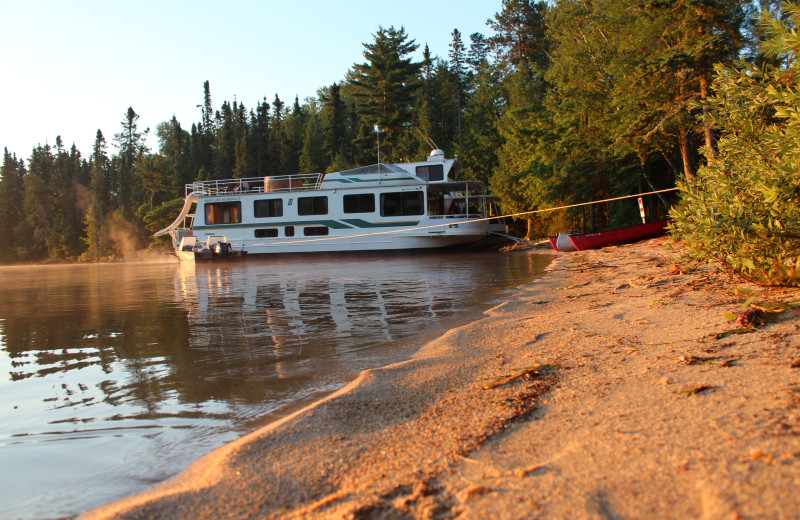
[82,237,800,519]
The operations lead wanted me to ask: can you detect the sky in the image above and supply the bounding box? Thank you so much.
[1,0,503,160]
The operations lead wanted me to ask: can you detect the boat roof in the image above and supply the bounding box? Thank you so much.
[335,163,408,176]
[183,150,466,197]
[428,181,487,193]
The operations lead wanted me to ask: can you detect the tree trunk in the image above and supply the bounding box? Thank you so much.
[654,143,682,183]
[636,145,672,208]
[699,71,715,159]
[640,162,670,209]
[678,126,694,181]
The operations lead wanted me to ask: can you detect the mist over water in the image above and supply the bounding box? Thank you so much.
[0,250,551,519]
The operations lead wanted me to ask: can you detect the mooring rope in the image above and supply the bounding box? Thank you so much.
[237,187,680,247]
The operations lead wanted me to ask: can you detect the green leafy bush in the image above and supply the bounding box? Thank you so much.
[671,5,800,286]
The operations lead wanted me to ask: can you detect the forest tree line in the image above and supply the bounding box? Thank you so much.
[0,0,788,264]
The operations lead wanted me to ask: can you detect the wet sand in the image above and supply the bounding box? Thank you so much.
[82,237,800,519]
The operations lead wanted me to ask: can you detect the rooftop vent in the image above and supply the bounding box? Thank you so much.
[427,149,445,162]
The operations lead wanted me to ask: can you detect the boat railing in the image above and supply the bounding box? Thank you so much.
[185,173,324,197]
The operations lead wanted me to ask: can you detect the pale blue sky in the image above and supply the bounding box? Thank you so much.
[1,0,503,159]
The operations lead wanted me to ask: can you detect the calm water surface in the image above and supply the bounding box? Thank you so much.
[0,251,551,519]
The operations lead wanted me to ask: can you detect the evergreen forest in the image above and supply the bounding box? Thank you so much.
[1,0,797,285]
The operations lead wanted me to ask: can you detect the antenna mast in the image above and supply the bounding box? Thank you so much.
[375,124,383,178]
[375,124,381,165]
[414,127,438,151]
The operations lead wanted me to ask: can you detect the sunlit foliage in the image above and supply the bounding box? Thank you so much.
[671,4,800,286]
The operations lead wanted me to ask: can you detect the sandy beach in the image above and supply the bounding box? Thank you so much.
[82,237,800,520]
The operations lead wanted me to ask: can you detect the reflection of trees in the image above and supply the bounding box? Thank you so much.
[1,275,192,416]
[0,253,552,422]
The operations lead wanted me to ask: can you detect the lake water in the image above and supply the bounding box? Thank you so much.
[0,250,551,519]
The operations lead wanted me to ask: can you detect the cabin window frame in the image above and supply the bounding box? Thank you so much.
[415,164,444,181]
[254,198,283,218]
[254,228,279,238]
[343,193,375,214]
[204,201,242,225]
[380,191,424,217]
[303,226,329,236]
[297,196,328,216]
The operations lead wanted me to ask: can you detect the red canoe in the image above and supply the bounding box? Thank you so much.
[549,220,670,252]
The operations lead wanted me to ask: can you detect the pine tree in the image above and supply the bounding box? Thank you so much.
[456,61,505,185]
[135,153,174,210]
[413,45,440,158]
[233,135,254,178]
[320,83,346,168]
[249,99,271,177]
[202,80,213,136]
[541,0,637,219]
[268,95,286,175]
[282,96,306,175]
[488,0,550,68]
[0,149,27,262]
[431,60,461,153]
[490,64,553,239]
[350,26,422,161]
[188,123,205,180]
[299,110,324,173]
[24,144,56,258]
[134,153,185,242]
[467,33,490,72]
[156,117,191,193]
[113,107,148,219]
[196,81,215,179]
[590,0,749,178]
[546,0,748,181]
[449,28,468,145]
[489,1,557,236]
[214,100,237,178]
[83,130,112,259]
[750,0,785,65]
[47,139,86,260]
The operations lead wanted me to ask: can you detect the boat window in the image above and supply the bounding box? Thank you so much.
[298,196,328,215]
[254,198,283,218]
[255,228,279,238]
[303,226,329,236]
[380,191,424,217]
[343,193,375,214]
[427,191,445,215]
[285,226,295,237]
[416,164,444,181]
[204,201,242,225]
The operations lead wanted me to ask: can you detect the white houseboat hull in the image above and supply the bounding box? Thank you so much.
[156,150,505,260]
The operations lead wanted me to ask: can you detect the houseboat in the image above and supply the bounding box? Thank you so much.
[155,150,506,260]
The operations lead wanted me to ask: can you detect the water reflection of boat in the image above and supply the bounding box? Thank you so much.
[155,150,507,261]
[176,260,445,360]
[0,251,555,520]
[0,252,550,520]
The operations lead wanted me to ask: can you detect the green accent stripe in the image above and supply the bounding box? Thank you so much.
[342,219,420,228]
[195,219,355,231]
